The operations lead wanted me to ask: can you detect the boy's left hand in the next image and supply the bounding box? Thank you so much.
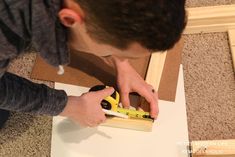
[111,56,159,119]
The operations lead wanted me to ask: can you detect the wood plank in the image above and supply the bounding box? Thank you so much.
[185,5,235,34]
[191,139,235,157]
[145,51,167,91]
[102,117,153,132]
[228,29,235,70]
[228,30,235,46]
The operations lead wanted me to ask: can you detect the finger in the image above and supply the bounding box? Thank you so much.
[137,106,144,111]
[80,122,91,128]
[148,96,158,119]
[87,124,96,127]
[95,87,115,99]
[92,118,106,127]
[147,84,154,91]
[137,88,158,118]
[99,114,107,122]
[87,121,99,127]
[99,117,106,124]
[120,90,130,109]
[152,92,159,118]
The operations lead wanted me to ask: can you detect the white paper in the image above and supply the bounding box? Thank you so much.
[51,65,189,157]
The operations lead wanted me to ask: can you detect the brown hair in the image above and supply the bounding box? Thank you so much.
[76,0,186,51]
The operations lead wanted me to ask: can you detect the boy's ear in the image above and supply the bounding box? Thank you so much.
[58,9,82,27]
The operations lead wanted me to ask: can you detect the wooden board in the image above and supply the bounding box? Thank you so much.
[102,117,153,132]
[228,29,235,70]
[145,51,167,91]
[185,5,235,34]
[191,139,235,157]
[51,65,189,157]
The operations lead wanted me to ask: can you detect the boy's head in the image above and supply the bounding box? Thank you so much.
[59,0,186,58]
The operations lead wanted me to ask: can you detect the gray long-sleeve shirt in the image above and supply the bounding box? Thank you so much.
[0,0,70,115]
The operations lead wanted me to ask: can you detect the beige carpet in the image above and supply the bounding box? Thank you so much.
[186,0,235,7]
[182,33,235,140]
[1,1,235,157]
[0,53,53,157]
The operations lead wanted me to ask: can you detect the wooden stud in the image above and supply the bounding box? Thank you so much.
[228,29,235,70]
[185,5,235,34]
[191,139,235,157]
[228,30,235,46]
[102,117,153,132]
[145,51,167,91]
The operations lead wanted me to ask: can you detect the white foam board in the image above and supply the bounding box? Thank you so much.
[51,65,189,157]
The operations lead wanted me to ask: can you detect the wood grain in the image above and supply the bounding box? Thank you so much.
[228,29,235,70]
[191,139,235,157]
[185,5,235,34]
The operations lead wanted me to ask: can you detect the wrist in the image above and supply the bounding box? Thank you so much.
[59,96,76,117]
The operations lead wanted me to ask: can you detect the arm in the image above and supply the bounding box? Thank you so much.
[0,59,114,127]
[0,59,67,115]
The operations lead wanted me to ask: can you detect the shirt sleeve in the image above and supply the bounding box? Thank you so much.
[0,59,68,116]
[0,0,68,115]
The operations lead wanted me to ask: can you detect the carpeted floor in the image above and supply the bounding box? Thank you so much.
[182,33,235,140]
[0,1,235,157]
[0,53,53,157]
[186,0,235,7]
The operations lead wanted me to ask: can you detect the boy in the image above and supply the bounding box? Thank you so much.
[0,0,186,128]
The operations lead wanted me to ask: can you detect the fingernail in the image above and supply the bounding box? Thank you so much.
[151,114,157,119]
[137,107,144,111]
[109,87,115,91]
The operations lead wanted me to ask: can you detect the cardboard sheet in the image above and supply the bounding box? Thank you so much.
[31,51,149,88]
[31,40,183,102]
[51,65,189,157]
[158,39,183,101]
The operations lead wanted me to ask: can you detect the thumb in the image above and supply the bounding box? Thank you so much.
[95,87,115,99]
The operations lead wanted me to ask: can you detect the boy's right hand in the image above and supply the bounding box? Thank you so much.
[59,87,114,127]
